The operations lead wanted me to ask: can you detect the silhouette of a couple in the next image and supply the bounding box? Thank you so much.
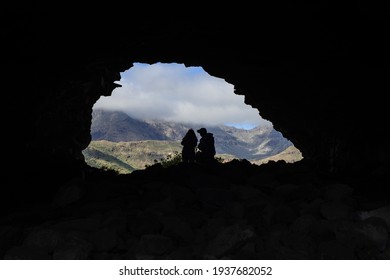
[181,127,216,164]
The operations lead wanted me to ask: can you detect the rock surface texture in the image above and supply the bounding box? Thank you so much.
[2,161,389,259]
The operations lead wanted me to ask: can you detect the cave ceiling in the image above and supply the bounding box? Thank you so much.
[3,3,389,183]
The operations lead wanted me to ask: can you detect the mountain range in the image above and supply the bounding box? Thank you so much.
[83,109,302,173]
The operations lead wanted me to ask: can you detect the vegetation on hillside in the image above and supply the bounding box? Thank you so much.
[251,145,303,165]
[83,140,303,174]
[83,140,183,173]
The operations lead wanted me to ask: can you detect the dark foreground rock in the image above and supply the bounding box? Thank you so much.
[1,160,389,260]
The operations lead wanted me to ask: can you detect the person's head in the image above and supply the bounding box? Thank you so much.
[197,127,207,136]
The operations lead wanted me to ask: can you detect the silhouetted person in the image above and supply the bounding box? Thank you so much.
[195,127,216,163]
[181,128,198,163]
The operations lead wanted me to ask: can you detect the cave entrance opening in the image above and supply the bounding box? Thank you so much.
[82,62,302,174]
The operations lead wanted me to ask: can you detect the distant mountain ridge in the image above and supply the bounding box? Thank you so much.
[91,109,168,141]
[90,109,295,161]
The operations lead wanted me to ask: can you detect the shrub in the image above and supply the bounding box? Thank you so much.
[146,151,182,168]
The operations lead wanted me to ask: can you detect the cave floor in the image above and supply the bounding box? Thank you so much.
[1,160,389,260]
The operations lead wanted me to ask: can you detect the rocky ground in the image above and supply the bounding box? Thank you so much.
[1,160,389,260]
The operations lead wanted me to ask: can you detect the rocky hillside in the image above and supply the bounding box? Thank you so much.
[91,109,168,141]
[83,140,183,173]
[90,109,298,161]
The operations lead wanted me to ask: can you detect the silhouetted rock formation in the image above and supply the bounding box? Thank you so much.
[1,161,389,259]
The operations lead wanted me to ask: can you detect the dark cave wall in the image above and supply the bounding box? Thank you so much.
[3,4,389,190]
[239,61,390,175]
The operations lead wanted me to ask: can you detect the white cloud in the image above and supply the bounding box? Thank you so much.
[93,62,272,128]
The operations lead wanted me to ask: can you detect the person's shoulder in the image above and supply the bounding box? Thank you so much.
[206,133,214,139]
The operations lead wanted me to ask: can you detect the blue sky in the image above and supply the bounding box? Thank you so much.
[93,62,272,129]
